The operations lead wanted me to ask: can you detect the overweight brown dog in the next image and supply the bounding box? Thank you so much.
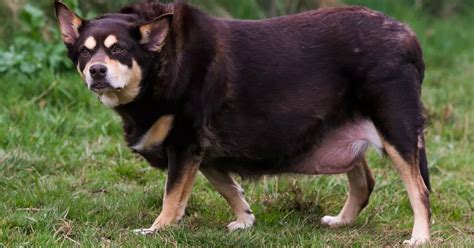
[55,0,430,245]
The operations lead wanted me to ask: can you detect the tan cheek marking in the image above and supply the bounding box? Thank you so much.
[104,35,118,48]
[84,36,97,50]
[83,61,93,79]
[104,56,120,76]
[76,64,84,78]
[98,56,142,107]
[115,60,142,105]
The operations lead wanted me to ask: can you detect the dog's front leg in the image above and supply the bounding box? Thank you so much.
[200,166,255,231]
[134,148,201,235]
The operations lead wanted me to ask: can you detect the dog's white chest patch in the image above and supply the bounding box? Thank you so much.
[99,92,120,108]
[132,115,174,152]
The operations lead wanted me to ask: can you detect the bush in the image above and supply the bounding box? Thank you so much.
[416,0,474,17]
[0,4,70,76]
[0,0,318,76]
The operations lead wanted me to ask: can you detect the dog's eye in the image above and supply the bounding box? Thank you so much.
[80,48,91,57]
[111,45,125,54]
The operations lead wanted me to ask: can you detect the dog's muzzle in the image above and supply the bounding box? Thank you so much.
[89,64,110,92]
[88,64,123,93]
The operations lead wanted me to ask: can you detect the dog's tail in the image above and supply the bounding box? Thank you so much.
[418,134,430,191]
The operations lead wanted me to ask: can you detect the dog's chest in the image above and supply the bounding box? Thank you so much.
[128,115,174,152]
[119,110,175,168]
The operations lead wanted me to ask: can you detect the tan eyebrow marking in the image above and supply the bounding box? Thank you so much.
[84,36,97,50]
[104,35,118,48]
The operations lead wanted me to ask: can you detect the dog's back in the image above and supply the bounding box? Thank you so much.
[203,7,425,175]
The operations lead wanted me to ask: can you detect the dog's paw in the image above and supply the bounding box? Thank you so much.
[227,214,255,231]
[403,237,429,247]
[320,215,350,228]
[133,228,156,236]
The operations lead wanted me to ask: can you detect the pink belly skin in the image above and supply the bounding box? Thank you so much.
[289,119,382,174]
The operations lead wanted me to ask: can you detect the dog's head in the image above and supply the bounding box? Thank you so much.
[55,1,172,107]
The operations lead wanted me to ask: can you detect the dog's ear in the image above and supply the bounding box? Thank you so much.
[55,1,83,46]
[139,13,173,52]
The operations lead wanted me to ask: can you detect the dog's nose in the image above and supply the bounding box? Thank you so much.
[89,64,108,79]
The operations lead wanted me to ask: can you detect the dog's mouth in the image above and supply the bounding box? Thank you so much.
[90,82,111,93]
[92,82,110,90]
[90,81,124,93]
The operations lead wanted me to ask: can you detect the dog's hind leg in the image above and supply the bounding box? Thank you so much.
[321,157,375,227]
[368,63,430,246]
[200,166,255,231]
[383,141,430,246]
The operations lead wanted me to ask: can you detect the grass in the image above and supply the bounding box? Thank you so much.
[1,0,473,247]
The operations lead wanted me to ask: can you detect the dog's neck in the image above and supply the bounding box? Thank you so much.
[113,4,230,149]
[113,86,174,147]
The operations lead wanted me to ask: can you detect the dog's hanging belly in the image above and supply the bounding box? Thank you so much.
[289,119,382,174]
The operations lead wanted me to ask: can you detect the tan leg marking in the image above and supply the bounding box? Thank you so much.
[84,36,97,50]
[384,142,430,246]
[201,167,255,231]
[104,35,117,48]
[132,115,174,152]
[322,157,374,227]
[134,161,200,235]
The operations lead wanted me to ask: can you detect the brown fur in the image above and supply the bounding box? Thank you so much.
[55,0,431,244]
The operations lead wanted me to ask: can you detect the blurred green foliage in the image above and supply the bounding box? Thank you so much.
[0,3,69,75]
[0,0,472,76]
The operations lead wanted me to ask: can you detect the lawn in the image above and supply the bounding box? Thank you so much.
[1,0,473,247]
